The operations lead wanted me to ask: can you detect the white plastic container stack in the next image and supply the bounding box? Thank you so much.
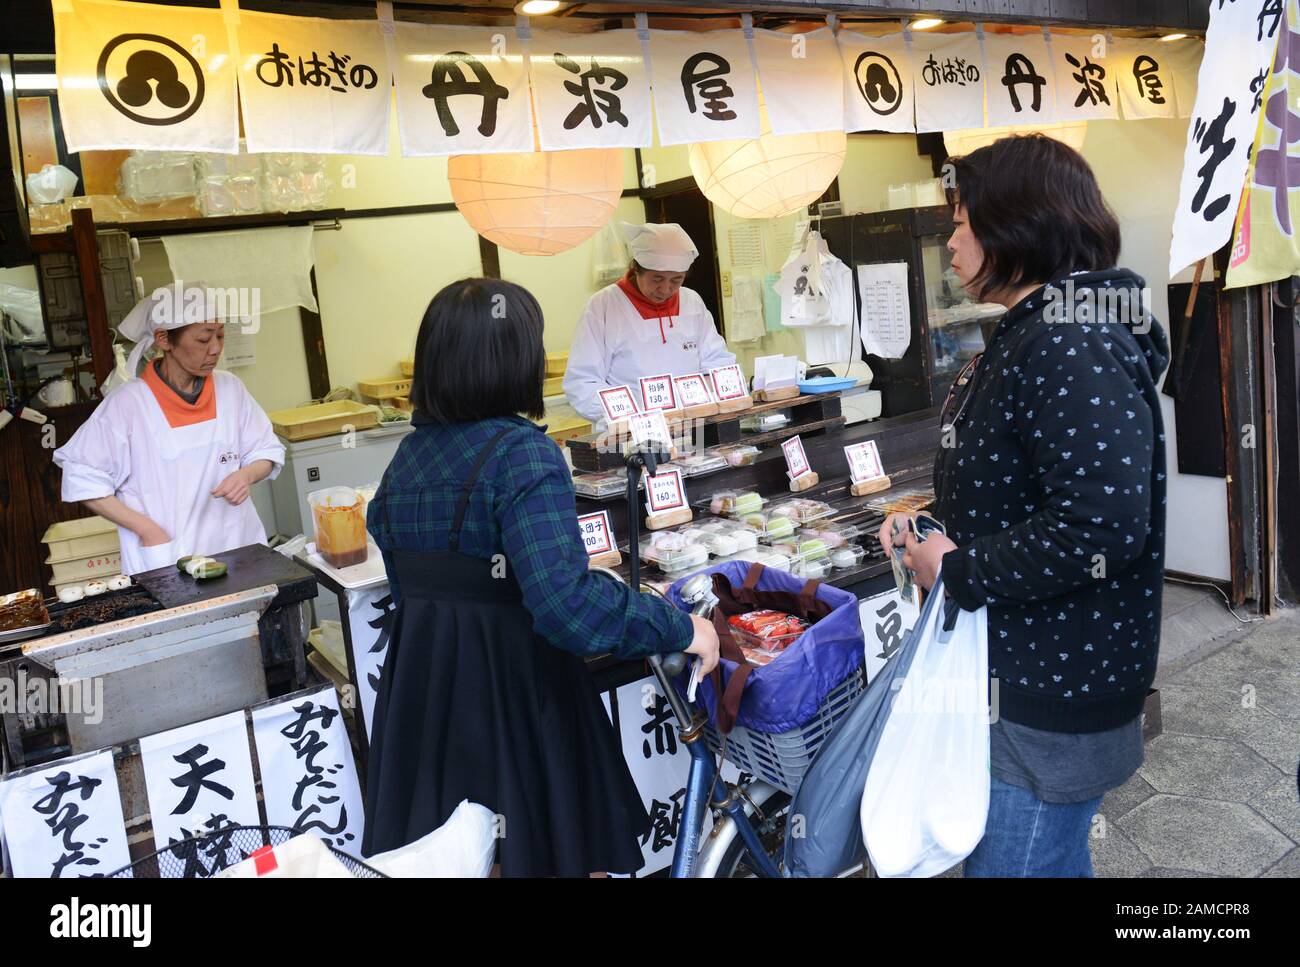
[41,516,123,590]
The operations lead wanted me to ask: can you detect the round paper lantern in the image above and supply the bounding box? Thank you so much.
[942,122,1088,157]
[688,99,846,220]
[448,147,624,256]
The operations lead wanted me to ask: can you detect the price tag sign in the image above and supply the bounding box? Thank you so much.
[577,511,615,556]
[639,373,678,413]
[628,411,673,451]
[710,364,747,401]
[645,468,687,515]
[673,374,714,408]
[598,386,640,423]
[844,440,885,484]
[782,435,812,480]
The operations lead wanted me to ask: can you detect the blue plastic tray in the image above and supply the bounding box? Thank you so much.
[797,376,858,394]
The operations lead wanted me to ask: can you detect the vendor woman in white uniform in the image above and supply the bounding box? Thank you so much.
[564,222,737,424]
[54,281,285,576]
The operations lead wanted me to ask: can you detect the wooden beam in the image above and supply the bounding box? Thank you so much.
[299,267,331,401]
[70,207,113,388]
[478,233,501,279]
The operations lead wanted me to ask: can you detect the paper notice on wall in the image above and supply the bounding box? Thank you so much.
[857,262,911,359]
[728,223,765,269]
[222,326,256,368]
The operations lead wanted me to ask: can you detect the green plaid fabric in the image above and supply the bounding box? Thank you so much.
[368,414,692,660]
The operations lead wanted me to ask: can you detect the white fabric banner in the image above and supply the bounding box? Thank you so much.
[838,30,915,133]
[235,11,390,155]
[139,711,261,878]
[0,751,132,879]
[528,29,653,150]
[647,29,759,145]
[392,23,534,156]
[912,32,986,134]
[1048,33,1120,121]
[1110,37,1181,119]
[251,686,366,853]
[161,226,319,315]
[983,32,1059,127]
[345,585,394,744]
[751,27,845,135]
[1166,37,1206,119]
[54,0,239,153]
[1169,3,1281,277]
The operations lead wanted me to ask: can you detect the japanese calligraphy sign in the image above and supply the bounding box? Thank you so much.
[1048,34,1119,122]
[0,750,132,879]
[528,29,652,150]
[647,29,759,145]
[235,11,390,154]
[844,439,885,484]
[1110,37,1181,120]
[599,385,640,423]
[673,373,715,408]
[751,27,845,136]
[577,511,616,556]
[837,31,915,134]
[782,434,812,480]
[859,588,919,683]
[139,711,261,878]
[392,23,535,156]
[1170,0,1282,278]
[54,0,239,152]
[984,32,1058,127]
[710,363,748,401]
[912,32,985,133]
[345,586,393,745]
[628,410,673,452]
[639,373,678,413]
[645,467,687,515]
[251,686,365,852]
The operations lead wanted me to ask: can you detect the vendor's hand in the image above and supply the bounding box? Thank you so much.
[137,522,172,548]
[211,467,252,506]
[684,614,720,675]
[877,512,913,557]
[902,530,958,592]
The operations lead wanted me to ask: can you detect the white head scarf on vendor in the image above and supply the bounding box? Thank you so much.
[620,221,699,273]
[120,280,220,377]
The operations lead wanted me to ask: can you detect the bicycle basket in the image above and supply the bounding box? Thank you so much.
[106,825,386,878]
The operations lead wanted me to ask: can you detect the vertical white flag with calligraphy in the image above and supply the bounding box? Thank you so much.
[751,27,846,135]
[392,23,534,156]
[54,0,239,152]
[1110,37,1181,119]
[1169,2,1281,277]
[912,32,986,133]
[837,31,915,133]
[139,711,261,878]
[983,31,1059,127]
[647,29,759,145]
[0,751,132,879]
[252,686,366,854]
[1048,33,1120,121]
[235,11,391,154]
[528,29,653,150]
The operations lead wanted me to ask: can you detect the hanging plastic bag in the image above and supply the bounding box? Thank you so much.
[777,229,831,327]
[860,574,990,878]
[99,343,133,396]
[782,578,942,878]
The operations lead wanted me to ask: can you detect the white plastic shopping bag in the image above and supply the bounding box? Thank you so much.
[860,575,990,877]
[366,800,496,878]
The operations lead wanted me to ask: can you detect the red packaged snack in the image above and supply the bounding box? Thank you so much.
[728,609,809,653]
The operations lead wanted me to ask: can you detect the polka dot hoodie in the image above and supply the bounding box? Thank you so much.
[933,269,1170,733]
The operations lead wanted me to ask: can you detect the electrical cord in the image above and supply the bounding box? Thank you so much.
[1163,574,1266,624]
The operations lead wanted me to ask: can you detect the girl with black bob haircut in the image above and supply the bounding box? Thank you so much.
[363,278,719,876]
[880,135,1170,877]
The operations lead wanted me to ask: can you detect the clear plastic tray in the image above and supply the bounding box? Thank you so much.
[673,451,729,476]
[573,469,635,498]
[797,523,865,548]
[699,490,767,518]
[863,486,935,515]
[768,498,836,525]
[740,412,791,433]
[740,510,797,542]
[639,535,709,573]
[791,556,834,580]
[711,444,761,467]
[768,536,832,563]
[828,544,868,570]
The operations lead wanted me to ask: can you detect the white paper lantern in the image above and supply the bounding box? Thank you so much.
[941,121,1088,157]
[688,98,846,220]
[448,147,624,256]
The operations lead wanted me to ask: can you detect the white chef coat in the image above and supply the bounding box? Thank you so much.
[563,282,737,425]
[54,369,285,576]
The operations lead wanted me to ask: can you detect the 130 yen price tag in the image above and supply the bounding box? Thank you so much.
[598,385,639,423]
[844,440,884,484]
[783,435,812,480]
[645,468,687,514]
[709,364,747,401]
[577,511,615,556]
[639,373,678,412]
[673,373,714,408]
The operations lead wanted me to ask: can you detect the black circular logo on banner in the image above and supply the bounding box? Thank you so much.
[854,51,903,116]
[96,33,205,126]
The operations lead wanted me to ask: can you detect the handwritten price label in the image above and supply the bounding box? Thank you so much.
[577,511,615,556]
[673,374,714,408]
[598,386,639,422]
[628,411,673,451]
[709,364,747,401]
[639,374,678,412]
[844,440,885,484]
[645,468,687,514]
[783,435,812,480]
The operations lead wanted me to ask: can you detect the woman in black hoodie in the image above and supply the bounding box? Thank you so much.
[879,135,1170,877]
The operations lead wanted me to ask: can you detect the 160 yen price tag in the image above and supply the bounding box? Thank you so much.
[645,468,687,514]
[709,364,747,401]
[577,511,615,556]
[783,435,812,480]
[639,373,678,412]
[844,440,885,484]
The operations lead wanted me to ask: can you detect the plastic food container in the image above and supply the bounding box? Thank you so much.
[791,556,833,580]
[727,610,808,657]
[830,545,868,570]
[573,470,631,498]
[740,510,796,542]
[740,412,791,433]
[309,487,370,568]
[798,523,865,549]
[674,451,729,476]
[768,498,836,525]
[702,490,766,518]
[639,534,709,574]
[712,444,761,467]
[864,486,935,515]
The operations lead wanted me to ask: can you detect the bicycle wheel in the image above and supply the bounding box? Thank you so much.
[712,791,792,878]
